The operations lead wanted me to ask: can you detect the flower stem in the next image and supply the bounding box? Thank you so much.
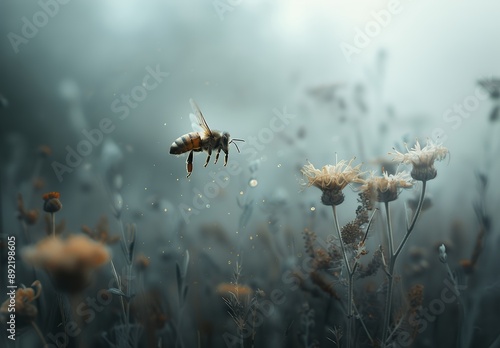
[381,181,427,346]
[381,202,394,346]
[394,180,427,260]
[51,212,55,237]
[332,206,353,348]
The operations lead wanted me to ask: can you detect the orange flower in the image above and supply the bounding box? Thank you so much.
[22,235,110,293]
[1,281,42,328]
[42,192,60,200]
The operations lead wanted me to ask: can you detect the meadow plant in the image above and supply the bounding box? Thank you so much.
[300,140,449,347]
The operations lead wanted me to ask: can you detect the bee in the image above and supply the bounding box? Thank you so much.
[170,99,244,178]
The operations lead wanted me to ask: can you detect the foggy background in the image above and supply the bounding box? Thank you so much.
[1,1,500,346]
[1,0,499,238]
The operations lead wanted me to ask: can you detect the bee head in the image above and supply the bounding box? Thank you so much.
[221,132,231,152]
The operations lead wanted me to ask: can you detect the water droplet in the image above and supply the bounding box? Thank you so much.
[228,260,232,265]
[205,204,210,209]
[249,236,253,240]
[239,191,244,195]
[164,208,168,212]
[277,163,282,168]
[249,179,258,187]
[310,207,316,211]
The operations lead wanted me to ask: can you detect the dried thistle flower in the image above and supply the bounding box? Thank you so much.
[22,235,110,293]
[361,171,413,203]
[42,191,62,213]
[1,280,42,328]
[301,158,364,206]
[390,139,449,181]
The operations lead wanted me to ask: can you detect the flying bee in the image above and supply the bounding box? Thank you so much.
[169,99,244,178]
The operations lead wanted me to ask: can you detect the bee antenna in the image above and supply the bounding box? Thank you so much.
[229,138,244,153]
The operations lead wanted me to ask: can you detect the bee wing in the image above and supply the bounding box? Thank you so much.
[189,98,212,137]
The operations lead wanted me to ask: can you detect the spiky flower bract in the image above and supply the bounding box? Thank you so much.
[361,171,413,203]
[301,158,364,206]
[390,139,449,181]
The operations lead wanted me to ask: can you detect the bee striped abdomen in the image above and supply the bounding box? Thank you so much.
[170,132,201,154]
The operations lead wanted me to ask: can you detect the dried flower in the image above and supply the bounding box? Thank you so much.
[341,221,363,245]
[357,247,383,279]
[22,235,110,293]
[216,283,253,300]
[1,280,42,328]
[361,171,413,203]
[301,158,364,206]
[390,140,449,181]
[17,194,39,226]
[42,191,62,213]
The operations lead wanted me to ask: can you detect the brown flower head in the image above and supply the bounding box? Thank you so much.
[301,158,364,206]
[42,192,62,213]
[22,235,110,293]
[390,139,449,181]
[361,171,413,203]
[1,280,42,328]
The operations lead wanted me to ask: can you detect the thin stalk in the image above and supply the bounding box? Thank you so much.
[51,212,55,237]
[353,302,374,345]
[31,321,49,348]
[110,259,126,320]
[332,206,352,348]
[394,181,427,260]
[382,181,427,346]
[381,202,394,346]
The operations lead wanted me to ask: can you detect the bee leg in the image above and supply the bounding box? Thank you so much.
[186,150,194,178]
[214,148,221,164]
[204,149,212,167]
[224,151,228,166]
